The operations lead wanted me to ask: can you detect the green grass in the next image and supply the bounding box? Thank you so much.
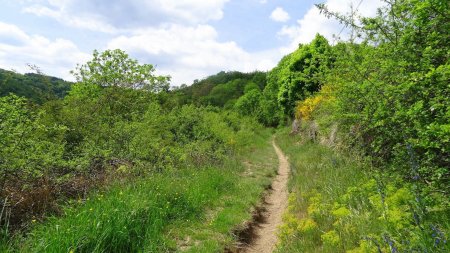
[274,128,449,253]
[166,128,278,253]
[5,128,277,253]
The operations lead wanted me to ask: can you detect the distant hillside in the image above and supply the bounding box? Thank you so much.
[0,68,72,103]
[172,70,266,108]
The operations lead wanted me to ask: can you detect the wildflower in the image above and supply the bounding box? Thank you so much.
[297,218,318,234]
[383,235,398,253]
[321,230,341,247]
[332,206,351,218]
[430,225,447,247]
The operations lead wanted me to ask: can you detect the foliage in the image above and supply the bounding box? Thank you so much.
[234,88,262,117]
[264,34,333,117]
[0,95,65,183]
[22,167,235,252]
[275,130,449,253]
[275,2,449,251]
[316,0,450,190]
[71,49,170,92]
[0,47,282,253]
[0,68,72,104]
[172,71,266,108]
[1,0,449,250]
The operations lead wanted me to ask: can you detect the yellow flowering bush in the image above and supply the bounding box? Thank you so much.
[278,193,321,247]
[278,214,298,243]
[332,206,351,219]
[296,95,324,120]
[297,218,318,234]
[321,230,341,248]
[307,192,330,220]
[278,194,301,243]
[295,84,335,121]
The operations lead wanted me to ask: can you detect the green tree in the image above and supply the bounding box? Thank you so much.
[0,95,65,187]
[319,0,449,189]
[235,89,262,117]
[71,49,170,92]
[0,68,72,104]
[267,34,333,116]
[53,49,172,163]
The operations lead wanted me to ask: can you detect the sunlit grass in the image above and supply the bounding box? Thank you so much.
[275,128,449,253]
[6,128,277,253]
[166,128,278,252]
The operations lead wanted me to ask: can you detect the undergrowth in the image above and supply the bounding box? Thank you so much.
[2,129,276,252]
[275,128,449,253]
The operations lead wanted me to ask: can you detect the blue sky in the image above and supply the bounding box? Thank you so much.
[0,0,382,85]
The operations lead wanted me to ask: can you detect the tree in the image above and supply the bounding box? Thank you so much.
[0,95,65,188]
[71,49,170,92]
[235,89,262,117]
[318,0,450,189]
[276,34,333,116]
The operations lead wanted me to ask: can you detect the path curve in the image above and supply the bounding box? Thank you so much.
[244,140,290,253]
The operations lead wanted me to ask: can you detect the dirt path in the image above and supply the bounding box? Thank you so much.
[244,141,290,253]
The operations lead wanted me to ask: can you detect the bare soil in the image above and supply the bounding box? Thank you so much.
[242,141,290,253]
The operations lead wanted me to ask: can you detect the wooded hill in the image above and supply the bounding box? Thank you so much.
[0,68,72,104]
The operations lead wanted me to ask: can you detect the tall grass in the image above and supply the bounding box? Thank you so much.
[19,168,230,252]
[168,128,278,252]
[5,128,277,253]
[275,128,449,253]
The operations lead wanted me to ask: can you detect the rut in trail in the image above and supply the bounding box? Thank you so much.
[244,141,290,253]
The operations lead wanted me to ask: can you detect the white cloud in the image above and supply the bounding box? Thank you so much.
[0,21,90,80]
[155,0,229,23]
[5,0,283,86]
[270,7,290,22]
[23,4,118,33]
[17,0,284,85]
[278,0,384,52]
[13,0,386,86]
[107,24,279,85]
[0,22,29,45]
[21,0,230,32]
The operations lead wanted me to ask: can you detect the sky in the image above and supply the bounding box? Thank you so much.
[0,0,383,86]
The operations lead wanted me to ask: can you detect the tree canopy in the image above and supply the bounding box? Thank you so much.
[71,49,170,92]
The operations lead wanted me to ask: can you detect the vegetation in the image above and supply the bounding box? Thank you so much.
[0,49,277,251]
[0,0,448,251]
[0,68,72,104]
[171,71,266,108]
[275,129,448,252]
[16,130,276,252]
[270,0,449,252]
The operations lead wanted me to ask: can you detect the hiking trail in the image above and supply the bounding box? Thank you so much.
[243,140,290,253]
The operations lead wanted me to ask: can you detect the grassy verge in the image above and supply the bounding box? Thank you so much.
[165,128,278,253]
[274,128,449,253]
[3,129,277,252]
